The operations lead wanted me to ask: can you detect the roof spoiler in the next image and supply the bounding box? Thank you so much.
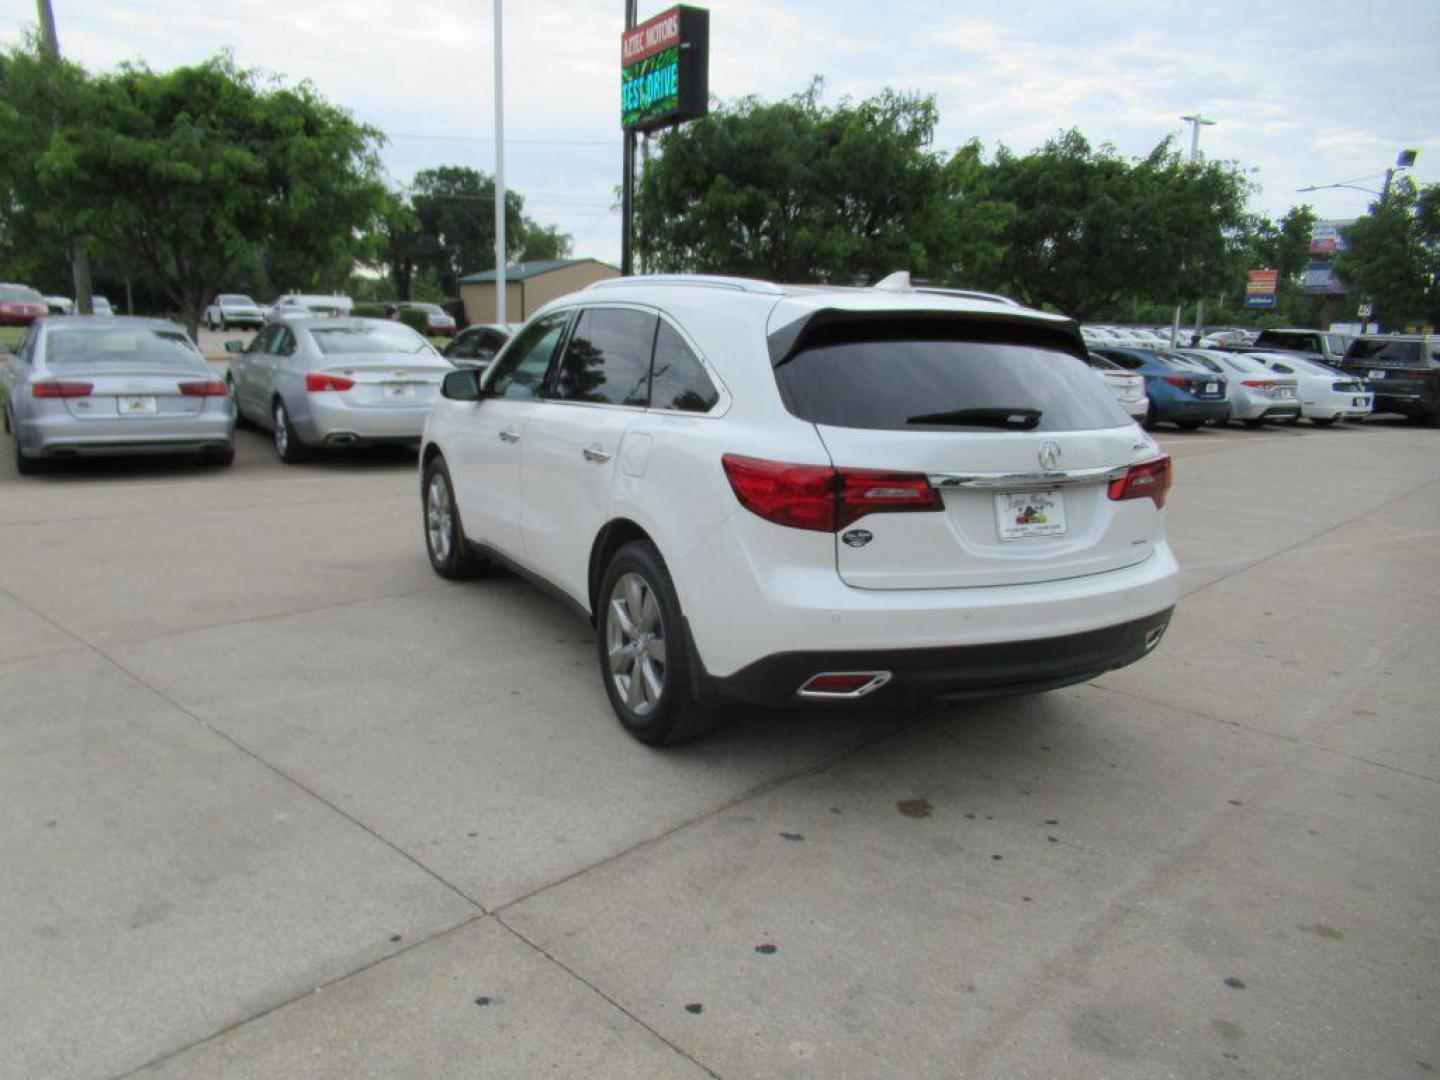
[767,308,1086,368]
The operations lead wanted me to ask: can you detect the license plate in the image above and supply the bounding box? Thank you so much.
[117,395,157,416]
[1205,382,1219,393]
[383,383,414,400]
[1368,370,1386,380]
[996,489,1066,540]
[1276,387,1294,399]
[1353,397,1365,407]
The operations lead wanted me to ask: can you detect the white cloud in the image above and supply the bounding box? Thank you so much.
[3,0,1436,270]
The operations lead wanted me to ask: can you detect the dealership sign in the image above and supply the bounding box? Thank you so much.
[621,6,709,133]
[1244,268,1279,309]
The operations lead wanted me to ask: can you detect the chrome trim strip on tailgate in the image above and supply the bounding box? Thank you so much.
[927,464,1130,490]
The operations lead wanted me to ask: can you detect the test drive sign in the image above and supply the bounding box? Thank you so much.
[1245,268,1279,309]
[621,6,709,133]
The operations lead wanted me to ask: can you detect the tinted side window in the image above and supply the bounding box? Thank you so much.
[247,326,275,354]
[554,307,657,406]
[274,327,297,357]
[776,321,1128,432]
[650,321,719,412]
[487,313,568,400]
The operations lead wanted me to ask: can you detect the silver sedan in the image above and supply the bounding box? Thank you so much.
[2,315,235,474]
[225,316,454,463]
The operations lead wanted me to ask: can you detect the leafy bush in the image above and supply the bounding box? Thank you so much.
[397,307,430,334]
[352,302,390,319]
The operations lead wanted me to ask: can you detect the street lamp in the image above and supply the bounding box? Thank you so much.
[1171,114,1216,348]
[1298,149,1420,203]
[1297,150,1419,333]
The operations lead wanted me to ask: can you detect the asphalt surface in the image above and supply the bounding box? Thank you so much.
[1,418,1437,1080]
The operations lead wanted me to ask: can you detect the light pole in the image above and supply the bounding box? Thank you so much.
[493,0,506,325]
[1171,114,1216,347]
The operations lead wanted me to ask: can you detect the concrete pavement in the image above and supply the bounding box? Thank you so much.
[1,419,1436,1079]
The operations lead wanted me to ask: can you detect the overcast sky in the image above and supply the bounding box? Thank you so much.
[5,0,1437,272]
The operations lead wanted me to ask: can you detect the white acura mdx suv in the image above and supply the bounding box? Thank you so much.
[419,275,1178,745]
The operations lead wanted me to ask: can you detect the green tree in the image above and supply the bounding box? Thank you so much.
[980,130,1252,319]
[32,53,385,336]
[1336,180,1440,330]
[519,221,574,262]
[636,80,964,283]
[410,167,526,296]
[0,41,95,294]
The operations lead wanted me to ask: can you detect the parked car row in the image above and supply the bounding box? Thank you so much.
[5,281,1435,750]
[1082,327,1440,429]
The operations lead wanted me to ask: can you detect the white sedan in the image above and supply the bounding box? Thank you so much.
[1176,349,1301,426]
[1085,352,1148,420]
[225,317,453,462]
[1247,351,1373,425]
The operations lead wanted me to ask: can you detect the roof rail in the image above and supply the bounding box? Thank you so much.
[587,274,785,295]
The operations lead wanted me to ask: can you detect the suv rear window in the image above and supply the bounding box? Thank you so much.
[1255,331,1318,352]
[1345,339,1426,367]
[775,320,1129,432]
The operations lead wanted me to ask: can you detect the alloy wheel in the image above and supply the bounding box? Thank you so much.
[426,473,453,564]
[274,404,289,456]
[606,571,666,717]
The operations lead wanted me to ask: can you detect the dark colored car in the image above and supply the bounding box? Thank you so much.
[1093,347,1229,429]
[0,284,49,326]
[1340,335,1440,425]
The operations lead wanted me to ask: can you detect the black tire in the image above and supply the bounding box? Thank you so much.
[421,455,485,579]
[13,431,41,475]
[220,318,229,332]
[1310,416,1337,428]
[272,399,308,464]
[225,376,250,429]
[596,540,720,746]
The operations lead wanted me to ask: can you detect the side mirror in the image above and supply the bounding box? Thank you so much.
[442,368,484,401]
[223,340,246,354]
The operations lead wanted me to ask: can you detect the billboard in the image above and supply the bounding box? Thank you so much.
[621,6,709,133]
[1309,220,1351,255]
[1245,268,1278,309]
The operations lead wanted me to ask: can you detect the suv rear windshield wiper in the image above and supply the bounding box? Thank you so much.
[905,407,1042,430]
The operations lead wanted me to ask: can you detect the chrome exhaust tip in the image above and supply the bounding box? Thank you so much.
[797,671,893,700]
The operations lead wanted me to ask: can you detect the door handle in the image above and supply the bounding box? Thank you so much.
[582,445,613,463]
[498,428,521,444]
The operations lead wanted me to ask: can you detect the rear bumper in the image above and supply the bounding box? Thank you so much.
[1156,399,1227,422]
[217,313,263,326]
[19,413,235,456]
[706,607,1174,708]
[1372,393,1437,416]
[295,395,435,444]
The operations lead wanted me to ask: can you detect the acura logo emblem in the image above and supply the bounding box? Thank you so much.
[1038,441,1061,469]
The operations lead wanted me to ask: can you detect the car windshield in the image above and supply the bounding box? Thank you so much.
[1,284,44,303]
[1286,356,1342,378]
[1219,354,1264,373]
[46,326,205,368]
[218,294,254,304]
[1163,353,1210,371]
[1346,339,1424,367]
[1255,331,1317,351]
[310,324,433,355]
[775,320,1129,433]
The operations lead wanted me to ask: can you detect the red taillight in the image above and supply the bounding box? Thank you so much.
[178,379,227,396]
[1108,456,1172,509]
[1241,379,1274,389]
[305,372,355,392]
[1162,375,1190,388]
[32,380,93,398]
[721,454,941,532]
